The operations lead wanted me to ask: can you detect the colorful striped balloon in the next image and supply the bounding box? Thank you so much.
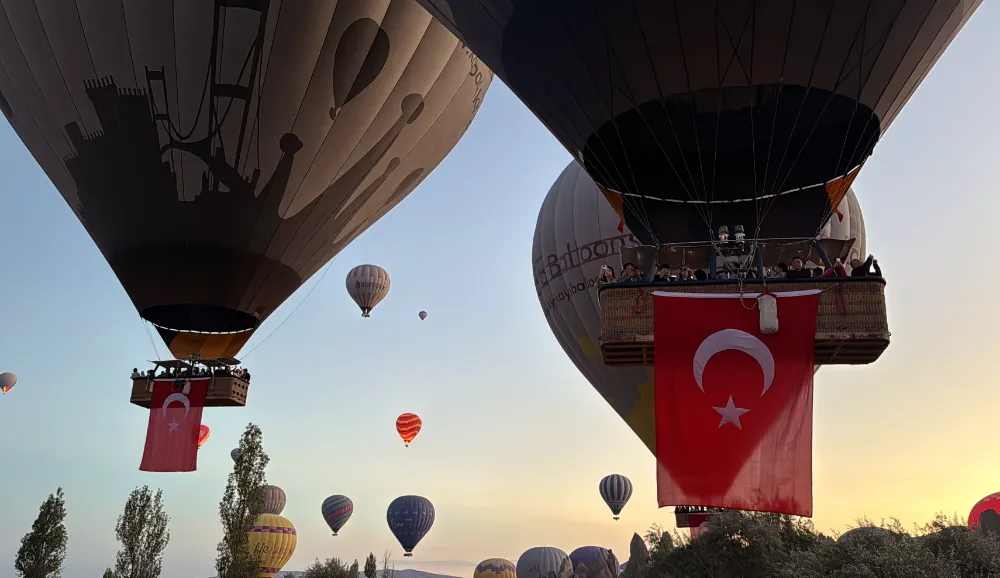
[321,495,354,536]
[396,413,422,447]
[262,485,287,516]
[248,513,297,578]
[474,558,516,578]
[598,474,633,521]
[197,425,210,448]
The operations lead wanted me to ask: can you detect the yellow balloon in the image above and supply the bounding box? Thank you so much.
[249,514,297,578]
[474,558,517,578]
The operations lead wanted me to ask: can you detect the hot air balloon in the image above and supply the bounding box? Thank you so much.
[569,547,619,575]
[231,448,242,462]
[387,495,435,557]
[532,161,867,454]
[396,413,422,447]
[0,372,16,395]
[197,425,211,448]
[599,475,632,521]
[516,547,570,578]
[321,495,354,536]
[347,265,390,318]
[419,311,428,321]
[0,1,492,362]
[249,513,297,578]
[419,0,978,245]
[262,485,287,516]
[474,558,517,578]
[969,492,1000,533]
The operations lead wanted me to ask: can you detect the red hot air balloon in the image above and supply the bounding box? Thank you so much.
[197,425,211,449]
[969,492,1000,532]
[396,413,422,447]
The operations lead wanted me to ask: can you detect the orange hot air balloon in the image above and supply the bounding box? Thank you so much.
[396,413,422,447]
[198,425,211,449]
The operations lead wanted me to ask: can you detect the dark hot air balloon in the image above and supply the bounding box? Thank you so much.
[418,311,428,321]
[418,0,980,245]
[0,1,492,359]
[262,485,287,516]
[230,447,242,462]
[387,495,435,557]
[599,474,633,521]
[321,495,354,536]
[0,372,16,395]
[396,413,422,447]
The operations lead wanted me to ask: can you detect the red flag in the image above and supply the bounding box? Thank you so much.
[654,290,820,516]
[139,378,209,472]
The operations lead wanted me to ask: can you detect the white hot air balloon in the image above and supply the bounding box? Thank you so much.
[516,547,570,578]
[531,161,868,455]
[346,265,391,318]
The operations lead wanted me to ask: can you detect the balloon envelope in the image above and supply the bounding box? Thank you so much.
[248,513,296,578]
[347,265,391,318]
[969,492,1000,532]
[386,495,435,556]
[230,448,242,462]
[396,413,422,446]
[419,311,428,320]
[516,547,569,578]
[321,495,354,536]
[262,485,287,516]
[197,425,210,448]
[0,1,491,358]
[569,547,619,575]
[0,372,16,394]
[419,0,979,243]
[532,161,867,453]
[599,475,633,519]
[474,559,517,578]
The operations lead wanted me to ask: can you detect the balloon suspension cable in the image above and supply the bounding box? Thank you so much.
[241,259,335,361]
[140,318,162,359]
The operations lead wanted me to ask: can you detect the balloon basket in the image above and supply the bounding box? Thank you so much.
[130,373,249,408]
[404,553,413,558]
[613,516,620,521]
[598,277,889,367]
[332,532,338,537]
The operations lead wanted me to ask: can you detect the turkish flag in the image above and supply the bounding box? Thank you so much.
[139,378,209,472]
[654,290,820,516]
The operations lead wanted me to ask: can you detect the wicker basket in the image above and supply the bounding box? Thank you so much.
[130,376,249,408]
[599,278,889,367]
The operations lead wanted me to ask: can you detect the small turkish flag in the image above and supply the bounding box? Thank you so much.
[653,290,820,516]
[139,378,209,472]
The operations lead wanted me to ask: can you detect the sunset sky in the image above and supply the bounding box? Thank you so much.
[0,3,998,577]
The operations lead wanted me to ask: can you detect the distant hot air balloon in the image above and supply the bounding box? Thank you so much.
[969,492,1000,533]
[249,513,297,578]
[396,413,422,447]
[532,161,867,454]
[419,311,428,321]
[387,495,435,557]
[321,495,354,536]
[474,558,517,578]
[569,547,619,575]
[516,547,569,578]
[0,372,16,395]
[0,2,492,360]
[347,265,391,318]
[197,425,211,448]
[262,485,287,516]
[231,448,242,462]
[599,475,633,521]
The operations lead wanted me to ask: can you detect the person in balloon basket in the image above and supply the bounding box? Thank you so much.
[850,254,882,277]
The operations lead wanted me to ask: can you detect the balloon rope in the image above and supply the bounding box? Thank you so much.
[241,260,335,360]
[141,319,162,359]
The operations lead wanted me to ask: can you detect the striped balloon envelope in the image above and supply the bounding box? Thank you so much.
[197,425,211,448]
[598,474,633,521]
[248,513,297,578]
[474,558,516,578]
[396,413,422,447]
[321,495,354,536]
[262,485,287,516]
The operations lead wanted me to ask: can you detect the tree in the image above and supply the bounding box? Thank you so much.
[304,557,359,578]
[103,570,116,578]
[113,486,170,578]
[14,487,68,578]
[364,553,377,578]
[380,550,394,578]
[215,423,269,578]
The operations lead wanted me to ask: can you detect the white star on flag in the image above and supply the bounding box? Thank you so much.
[168,419,180,432]
[713,395,750,430]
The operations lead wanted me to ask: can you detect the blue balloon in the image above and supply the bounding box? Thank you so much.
[387,495,435,556]
[321,495,354,536]
[569,547,619,575]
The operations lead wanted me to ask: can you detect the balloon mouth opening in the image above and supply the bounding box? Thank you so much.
[142,304,259,334]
